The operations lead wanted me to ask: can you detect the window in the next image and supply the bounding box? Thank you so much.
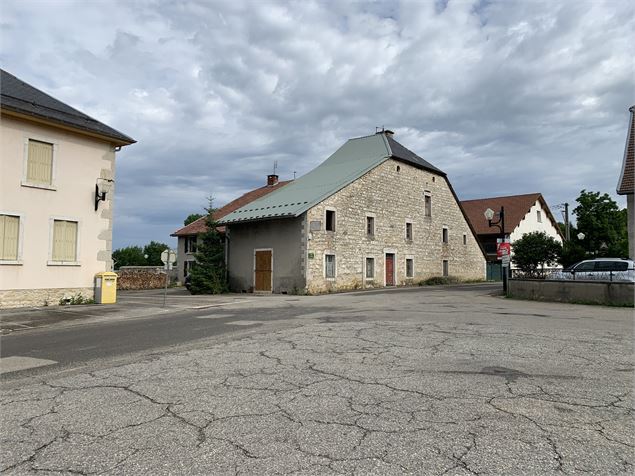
[424,194,432,217]
[573,262,595,272]
[406,258,414,278]
[52,220,78,262]
[463,233,467,245]
[185,236,197,253]
[365,257,374,279]
[536,210,542,223]
[405,222,413,240]
[325,254,336,278]
[442,227,449,243]
[442,260,449,277]
[0,215,20,261]
[325,210,336,232]
[26,139,54,186]
[366,216,375,237]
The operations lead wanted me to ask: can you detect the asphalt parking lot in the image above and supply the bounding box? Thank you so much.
[1,284,633,474]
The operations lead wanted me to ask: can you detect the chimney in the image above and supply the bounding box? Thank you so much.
[267,174,279,186]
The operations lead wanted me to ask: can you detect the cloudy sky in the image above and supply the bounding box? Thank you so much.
[2,0,633,249]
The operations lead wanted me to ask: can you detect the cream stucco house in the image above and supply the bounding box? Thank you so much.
[219,130,486,294]
[461,193,564,279]
[0,69,135,308]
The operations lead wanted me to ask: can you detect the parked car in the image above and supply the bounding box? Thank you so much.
[549,258,635,282]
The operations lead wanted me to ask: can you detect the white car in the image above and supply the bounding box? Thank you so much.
[549,258,635,282]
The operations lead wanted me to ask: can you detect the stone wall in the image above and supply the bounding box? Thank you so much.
[0,287,94,308]
[305,159,486,293]
[508,279,634,306]
[116,268,169,290]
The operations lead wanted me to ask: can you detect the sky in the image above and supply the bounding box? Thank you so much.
[2,0,633,249]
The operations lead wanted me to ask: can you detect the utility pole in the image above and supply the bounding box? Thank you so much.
[564,202,570,241]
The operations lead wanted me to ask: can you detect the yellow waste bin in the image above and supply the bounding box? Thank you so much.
[95,272,117,304]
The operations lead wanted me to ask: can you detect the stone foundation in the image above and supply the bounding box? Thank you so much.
[0,287,94,309]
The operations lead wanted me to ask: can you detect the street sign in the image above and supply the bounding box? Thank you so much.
[160,249,177,265]
[497,242,511,261]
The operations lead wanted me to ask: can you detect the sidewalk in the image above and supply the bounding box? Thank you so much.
[0,288,253,335]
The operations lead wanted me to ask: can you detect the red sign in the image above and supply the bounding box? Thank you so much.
[497,242,511,260]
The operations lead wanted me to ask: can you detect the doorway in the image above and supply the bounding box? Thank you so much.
[385,253,395,286]
[254,249,272,292]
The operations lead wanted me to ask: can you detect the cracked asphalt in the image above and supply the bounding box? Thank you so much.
[1,284,633,474]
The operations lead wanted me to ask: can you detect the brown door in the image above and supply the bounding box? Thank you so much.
[385,254,395,286]
[254,250,272,292]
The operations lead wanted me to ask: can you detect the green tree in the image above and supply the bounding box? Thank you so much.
[511,231,562,277]
[143,241,171,267]
[574,190,628,258]
[112,246,146,270]
[184,213,204,226]
[188,199,227,294]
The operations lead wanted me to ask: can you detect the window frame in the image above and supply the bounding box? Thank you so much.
[185,235,198,254]
[0,212,25,265]
[48,216,81,266]
[22,135,58,191]
[442,259,449,277]
[325,208,336,232]
[365,213,375,237]
[405,220,413,241]
[463,233,467,245]
[424,192,432,217]
[365,256,375,280]
[536,210,542,223]
[442,226,449,244]
[405,257,414,278]
[324,252,336,279]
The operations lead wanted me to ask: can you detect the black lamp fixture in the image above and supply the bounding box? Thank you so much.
[484,206,507,292]
[95,178,114,211]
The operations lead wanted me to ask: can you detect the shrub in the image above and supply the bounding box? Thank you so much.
[419,276,460,286]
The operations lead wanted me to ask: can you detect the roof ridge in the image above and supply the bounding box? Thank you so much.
[461,193,541,202]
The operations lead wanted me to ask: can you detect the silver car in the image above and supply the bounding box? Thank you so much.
[550,258,635,282]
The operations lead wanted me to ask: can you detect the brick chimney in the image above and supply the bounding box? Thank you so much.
[267,174,279,186]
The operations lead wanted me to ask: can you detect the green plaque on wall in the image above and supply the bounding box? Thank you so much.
[308,252,315,259]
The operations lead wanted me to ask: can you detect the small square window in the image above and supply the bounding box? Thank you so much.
[442,227,449,244]
[442,260,449,277]
[325,254,336,278]
[405,222,413,240]
[365,257,374,279]
[325,210,336,232]
[406,258,414,278]
[366,216,375,236]
[424,194,432,217]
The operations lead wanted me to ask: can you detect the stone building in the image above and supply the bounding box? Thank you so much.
[0,69,135,307]
[219,130,486,293]
[617,105,634,259]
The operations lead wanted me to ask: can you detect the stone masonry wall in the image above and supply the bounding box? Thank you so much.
[0,287,94,309]
[305,159,486,293]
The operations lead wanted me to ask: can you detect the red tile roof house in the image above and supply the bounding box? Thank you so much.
[617,105,634,259]
[461,193,563,279]
[171,175,290,283]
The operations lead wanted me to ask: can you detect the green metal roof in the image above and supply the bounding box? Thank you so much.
[219,132,444,224]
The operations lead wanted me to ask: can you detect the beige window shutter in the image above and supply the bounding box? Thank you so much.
[0,215,20,260]
[27,140,53,185]
[65,221,78,261]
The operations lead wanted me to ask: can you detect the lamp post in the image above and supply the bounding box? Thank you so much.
[484,207,507,293]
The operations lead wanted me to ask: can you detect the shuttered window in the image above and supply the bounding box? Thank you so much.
[27,140,54,185]
[52,220,78,262]
[365,257,374,279]
[0,215,20,260]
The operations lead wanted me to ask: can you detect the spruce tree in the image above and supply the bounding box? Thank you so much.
[187,199,228,294]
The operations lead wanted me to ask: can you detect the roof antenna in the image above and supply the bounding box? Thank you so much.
[293,171,296,180]
[273,160,278,175]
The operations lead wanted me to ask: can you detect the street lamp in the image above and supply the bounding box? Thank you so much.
[577,232,585,240]
[484,207,507,293]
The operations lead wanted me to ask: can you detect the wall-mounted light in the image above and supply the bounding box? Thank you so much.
[95,178,114,211]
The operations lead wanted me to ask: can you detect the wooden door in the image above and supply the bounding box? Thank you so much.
[254,250,272,292]
[385,254,395,286]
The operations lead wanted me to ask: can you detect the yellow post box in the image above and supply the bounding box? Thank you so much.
[95,272,118,304]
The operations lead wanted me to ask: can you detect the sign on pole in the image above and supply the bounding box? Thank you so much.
[161,249,177,307]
